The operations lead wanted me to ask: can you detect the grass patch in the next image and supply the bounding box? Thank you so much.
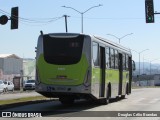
[0,96,48,105]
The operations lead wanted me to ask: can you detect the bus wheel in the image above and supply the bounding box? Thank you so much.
[59,97,75,105]
[99,87,110,105]
[121,95,126,99]
[126,83,129,95]
[105,86,110,104]
[121,84,128,99]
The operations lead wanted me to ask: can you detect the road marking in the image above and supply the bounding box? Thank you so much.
[133,98,160,104]
[134,98,145,103]
[149,98,160,104]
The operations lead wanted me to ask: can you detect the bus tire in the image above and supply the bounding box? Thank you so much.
[107,84,111,103]
[105,86,110,104]
[121,95,125,99]
[99,85,110,105]
[126,83,129,95]
[121,83,128,99]
[59,97,74,105]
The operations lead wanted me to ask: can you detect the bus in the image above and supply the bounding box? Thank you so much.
[35,32,135,104]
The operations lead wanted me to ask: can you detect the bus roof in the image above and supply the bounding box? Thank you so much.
[41,33,131,54]
[92,35,131,54]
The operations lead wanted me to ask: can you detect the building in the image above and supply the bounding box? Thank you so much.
[0,54,23,80]
[132,74,160,86]
[23,58,35,80]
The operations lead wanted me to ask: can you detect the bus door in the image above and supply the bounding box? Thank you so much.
[99,46,106,97]
[128,56,132,94]
[118,53,123,95]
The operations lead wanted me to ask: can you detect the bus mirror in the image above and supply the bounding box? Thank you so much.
[132,60,136,71]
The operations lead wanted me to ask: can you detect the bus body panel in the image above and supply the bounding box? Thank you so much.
[90,36,132,99]
[36,33,92,96]
[37,53,88,86]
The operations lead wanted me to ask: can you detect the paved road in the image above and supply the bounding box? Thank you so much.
[1,88,160,120]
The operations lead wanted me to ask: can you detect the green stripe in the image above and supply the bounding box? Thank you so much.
[92,68,129,84]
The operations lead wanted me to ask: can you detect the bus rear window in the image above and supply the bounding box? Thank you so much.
[43,35,84,65]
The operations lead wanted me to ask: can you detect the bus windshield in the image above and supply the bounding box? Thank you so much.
[43,35,84,65]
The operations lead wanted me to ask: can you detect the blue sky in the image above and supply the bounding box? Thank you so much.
[1,0,160,63]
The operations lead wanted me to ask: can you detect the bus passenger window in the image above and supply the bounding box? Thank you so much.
[92,42,99,66]
[126,55,129,70]
[115,50,119,69]
[110,48,115,69]
[123,54,126,70]
[106,47,110,68]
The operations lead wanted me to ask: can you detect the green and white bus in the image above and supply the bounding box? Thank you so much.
[35,33,135,104]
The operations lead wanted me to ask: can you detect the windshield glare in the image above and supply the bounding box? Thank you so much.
[27,80,35,83]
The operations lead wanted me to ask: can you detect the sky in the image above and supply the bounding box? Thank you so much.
[0,0,160,64]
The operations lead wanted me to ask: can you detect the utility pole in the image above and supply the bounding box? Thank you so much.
[62,4,102,33]
[63,15,70,33]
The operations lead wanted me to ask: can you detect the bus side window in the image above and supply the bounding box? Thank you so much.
[115,50,119,69]
[105,47,110,68]
[92,42,99,66]
[126,55,129,70]
[123,54,126,70]
[110,48,115,69]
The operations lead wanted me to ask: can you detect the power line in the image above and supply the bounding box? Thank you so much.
[70,16,145,20]
[0,9,11,18]
[19,17,63,26]
[19,16,63,23]
[0,8,63,25]
[0,8,145,22]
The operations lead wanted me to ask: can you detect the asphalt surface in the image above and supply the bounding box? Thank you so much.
[1,88,160,120]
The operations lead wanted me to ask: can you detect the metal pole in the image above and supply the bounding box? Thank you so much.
[149,58,160,75]
[65,15,68,33]
[63,15,69,33]
[150,62,151,75]
[143,56,144,74]
[139,53,141,76]
[106,33,133,44]
[81,13,83,33]
[139,53,141,86]
[62,5,102,33]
